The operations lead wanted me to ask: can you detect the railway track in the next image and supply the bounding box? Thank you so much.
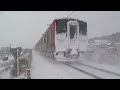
[60,61,120,79]
[46,57,102,79]
[54,57,120,79]
[77,62,120,77]
[54,58,102,79]
[61,62,103,79]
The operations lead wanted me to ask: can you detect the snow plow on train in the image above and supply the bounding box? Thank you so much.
[35,18,88,59]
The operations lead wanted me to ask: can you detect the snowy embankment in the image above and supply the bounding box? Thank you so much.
[78,46,120,75]
[31,51,96,79]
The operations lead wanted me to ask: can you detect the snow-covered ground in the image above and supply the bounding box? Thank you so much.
[31,51,96,79]
[1,43,120,79]
[31,44,120,79]
[78,58,120,75]
[76,46,120,76]
[0,65,13,79]
[0,58,14,79]
[13,74,27,79]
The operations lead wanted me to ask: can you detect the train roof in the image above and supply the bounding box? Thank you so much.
[55,18,87,23]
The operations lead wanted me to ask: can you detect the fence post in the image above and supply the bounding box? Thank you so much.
[26,69,31,79]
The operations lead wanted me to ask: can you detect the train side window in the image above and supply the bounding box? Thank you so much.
[44,35,46,43]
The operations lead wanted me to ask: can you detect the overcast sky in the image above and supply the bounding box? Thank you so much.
[0,11,120,48]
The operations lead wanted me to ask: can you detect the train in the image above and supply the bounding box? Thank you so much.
[35,18,88,58]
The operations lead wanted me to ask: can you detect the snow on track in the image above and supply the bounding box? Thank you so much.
[31,51,96,79]
[64,62,120,79]
[79,60,120,75]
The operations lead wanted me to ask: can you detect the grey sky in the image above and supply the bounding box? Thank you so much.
[0,11,120,48]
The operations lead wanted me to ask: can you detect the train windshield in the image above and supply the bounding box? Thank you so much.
[70,25,77,39]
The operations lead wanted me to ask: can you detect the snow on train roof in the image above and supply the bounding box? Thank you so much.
[55,18,86,23]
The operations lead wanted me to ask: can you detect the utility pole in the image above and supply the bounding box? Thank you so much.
[9,44,11,57]
[17,48,20,76]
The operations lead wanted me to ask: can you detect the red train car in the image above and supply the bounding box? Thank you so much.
[35,18,88,58]
[35,20,56,55]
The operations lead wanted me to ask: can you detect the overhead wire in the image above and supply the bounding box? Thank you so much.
[67,11,76,18]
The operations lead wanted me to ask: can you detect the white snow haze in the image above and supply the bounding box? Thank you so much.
[0,11,120,48]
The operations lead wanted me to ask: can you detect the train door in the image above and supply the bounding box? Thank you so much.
[67,21,79,55]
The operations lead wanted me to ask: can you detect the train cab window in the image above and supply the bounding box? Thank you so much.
[70,25,77,39]
[79,22,87,35]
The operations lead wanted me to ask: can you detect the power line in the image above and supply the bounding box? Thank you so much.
[67,11,76,18]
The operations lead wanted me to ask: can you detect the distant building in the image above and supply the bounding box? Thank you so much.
[95,40,111,46]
